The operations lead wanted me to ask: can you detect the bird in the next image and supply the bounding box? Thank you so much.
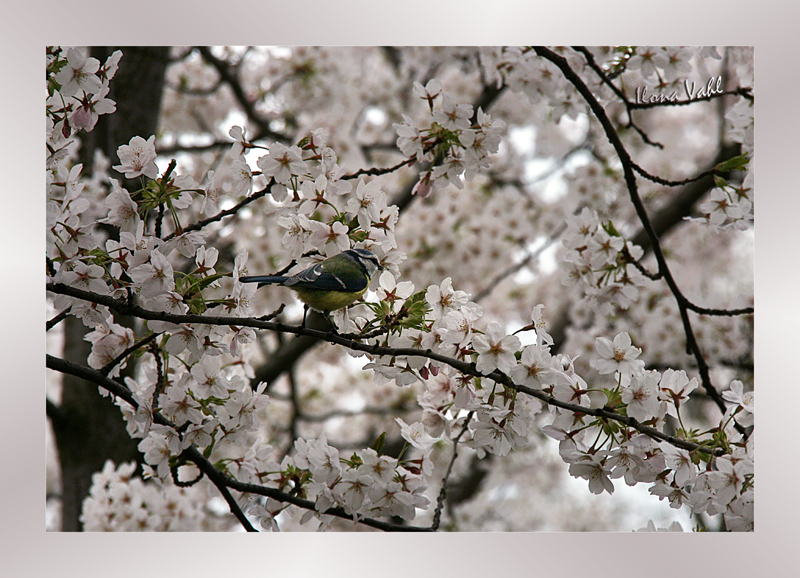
[239,248,384,327]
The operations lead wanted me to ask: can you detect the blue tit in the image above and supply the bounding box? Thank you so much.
[240,248,383,326]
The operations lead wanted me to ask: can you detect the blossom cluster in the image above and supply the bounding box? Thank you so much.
[552,332,754,532]
[47,47,122,270]
[81,460,231,531]
[496,46,588,122]
[47,47,121,170]
[560,207,652,315]
[357,278,548,462]
[292,435,429,524]
[393,79,504,197]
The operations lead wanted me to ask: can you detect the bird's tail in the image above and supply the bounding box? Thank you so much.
[239,275,288,288]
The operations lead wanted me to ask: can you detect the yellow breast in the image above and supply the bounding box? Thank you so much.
[291,286,368,312]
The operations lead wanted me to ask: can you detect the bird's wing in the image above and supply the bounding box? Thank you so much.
[283,262,367,292]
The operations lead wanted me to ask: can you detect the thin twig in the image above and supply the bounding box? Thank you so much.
[431,411,474,531]
[162,179,274,242]
[631,162,716,188]
[46,309,70,331]
[343,158,415,180]
[100,332,160,377]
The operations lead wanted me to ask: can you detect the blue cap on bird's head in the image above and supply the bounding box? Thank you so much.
[341,248,383,278]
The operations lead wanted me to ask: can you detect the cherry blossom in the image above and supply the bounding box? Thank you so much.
[473,323,521,375]
[593,332,643,376]
[112,135,159,180]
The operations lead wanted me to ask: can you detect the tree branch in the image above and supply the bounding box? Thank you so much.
[533,46,734,420]
[47,282,723,457]
[194,47,284,143]
[46,352,431,532]
[46,309,70,331]
[162,178,275,242]
[100,332,160,377]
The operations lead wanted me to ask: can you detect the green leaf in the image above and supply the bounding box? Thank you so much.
[603,388,623,410]
[602,220,621,237]
[371,432,387,455]
[714,154,749,173]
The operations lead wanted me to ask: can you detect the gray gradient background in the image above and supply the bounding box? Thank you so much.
[11,1,794,575]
